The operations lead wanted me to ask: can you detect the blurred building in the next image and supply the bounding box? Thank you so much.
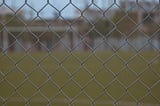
[0,16,84,52]
[0,6,13,52]
[0,1,160,52]
[120,0,160,24]
[118,0,160,50]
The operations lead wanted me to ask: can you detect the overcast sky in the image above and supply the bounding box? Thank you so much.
[0,0,158,19]
[0,0,114,19]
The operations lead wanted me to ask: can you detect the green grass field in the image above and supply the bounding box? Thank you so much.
[0,51,160,106]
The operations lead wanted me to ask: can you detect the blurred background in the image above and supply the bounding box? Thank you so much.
[0,0,160,52]
[0,1,160,106]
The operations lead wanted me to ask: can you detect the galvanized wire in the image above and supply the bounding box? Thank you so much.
[0,0,160,106]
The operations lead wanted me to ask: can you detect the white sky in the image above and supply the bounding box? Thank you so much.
[0,0,158,19]
[0,0,113,19]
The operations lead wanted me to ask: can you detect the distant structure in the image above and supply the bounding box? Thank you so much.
[0,0,160,52]
[76,0,116,21]
[0,6,13,52]
[120,0,160,22]
[118,0,160,50]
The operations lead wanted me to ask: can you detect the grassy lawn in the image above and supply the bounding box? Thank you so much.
[0,51,160,106]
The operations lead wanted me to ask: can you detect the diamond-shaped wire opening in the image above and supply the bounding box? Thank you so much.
[47,32,73,51]
[18,81,37,99]
[117,69,137,87]
[127,30,150,51]
[0,55,15,74]
[84,55,103,74]
[16,32,38,51]
[105,80,126,100]
[93,37,109,51]
[62,80,81,99]
[117,16,137,35]
[38,32,60,51]
[29,68,48,87]
[39,55,59,74]
[105,31,127,51]
[5,68,25,87]
[95,68,114,86]
[62,55,80,73]
[90,19,114,40]
[140,69,159,87]
[127,55,149,74]
[84,80,103,99]
[104,55,126,74]
[73,67,92,87]
[128,81,148,101]
[6,31,23,51]
[0,81,14,98]
[40,80,59,99]
[51,68,70,87]
[17,55,37,74]
[76,21,91,38]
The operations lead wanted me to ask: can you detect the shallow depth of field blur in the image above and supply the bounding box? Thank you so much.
[0,0,160,106]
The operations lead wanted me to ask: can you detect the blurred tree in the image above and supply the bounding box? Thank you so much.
[79,18,112,50]
[142,12,159,36]
[82,19,112,38]
[4,12,24,26]
[111,11,139,38]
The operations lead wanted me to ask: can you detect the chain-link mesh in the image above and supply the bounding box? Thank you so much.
[0,0,160,106]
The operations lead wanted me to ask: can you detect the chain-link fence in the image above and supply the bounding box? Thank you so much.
[0,0,160,106]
